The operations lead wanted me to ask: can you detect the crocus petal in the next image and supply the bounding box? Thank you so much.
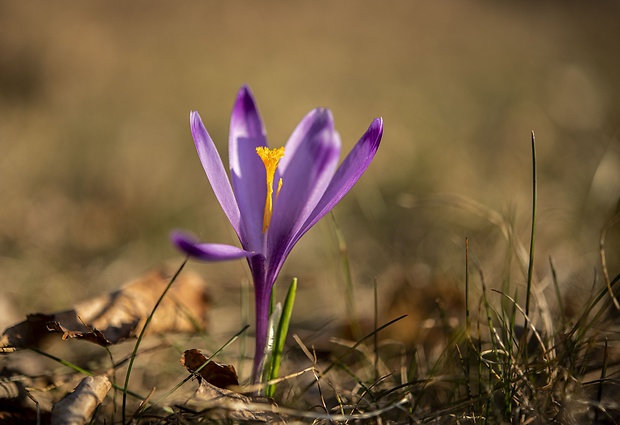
[278,109,335,175]
[171,231,254,261]
[267,109,340,258]
[228,86,269,253]
[265,118,381,287]
[300,117,383,236]
[190,112,243,240]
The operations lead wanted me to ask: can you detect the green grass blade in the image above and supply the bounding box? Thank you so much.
[30,347,145,401]
[121,258,187,424]
[524,131,537,324]
[266,277,297,398]
[331,212,362,340]
[549,256,565,330]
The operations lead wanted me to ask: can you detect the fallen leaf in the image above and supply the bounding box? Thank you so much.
[0,269,210,351]
[180,349,239,389]
[179,349,284,422]
[0,314,58,353]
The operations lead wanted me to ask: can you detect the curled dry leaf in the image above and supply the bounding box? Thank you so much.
[180,349,282,422]
[0,269,210,351]
[50,375,111,425]
[180,349,284,422]
[181,348,239,389]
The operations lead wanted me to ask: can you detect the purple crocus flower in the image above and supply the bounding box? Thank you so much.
[172,85,383,381]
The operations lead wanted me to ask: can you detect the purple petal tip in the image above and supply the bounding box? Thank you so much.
[189,111,203,130]
[237,85,255,105]
[170,231,253,262]
[370,117,384,142]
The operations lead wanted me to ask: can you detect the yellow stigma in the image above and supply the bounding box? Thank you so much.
[256,146,285,232]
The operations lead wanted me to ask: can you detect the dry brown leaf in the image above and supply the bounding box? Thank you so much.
[180,349,283,422]
[181,348,239,389]
[46,320,119,346]
[0,269,210,351]
[50,375,111,425]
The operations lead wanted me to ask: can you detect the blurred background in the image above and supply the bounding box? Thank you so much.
[1,1,619,341]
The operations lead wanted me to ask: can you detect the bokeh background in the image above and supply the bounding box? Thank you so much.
[1,2,619,341]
